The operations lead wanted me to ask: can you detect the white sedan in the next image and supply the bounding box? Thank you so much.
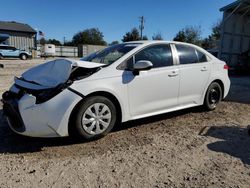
[2,41,230,139]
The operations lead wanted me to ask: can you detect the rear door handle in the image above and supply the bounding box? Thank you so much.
[168,70,179,77]
[201,67,208,71]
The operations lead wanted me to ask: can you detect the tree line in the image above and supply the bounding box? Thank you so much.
[41,21,221,50]
[173,21,221,50]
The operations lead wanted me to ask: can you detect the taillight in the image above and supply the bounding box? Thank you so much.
[224,64,229,70]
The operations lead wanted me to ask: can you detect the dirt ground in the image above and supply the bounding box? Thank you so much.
[0,59,250,188]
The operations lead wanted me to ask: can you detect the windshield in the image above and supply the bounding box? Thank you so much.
[80,43,141,65]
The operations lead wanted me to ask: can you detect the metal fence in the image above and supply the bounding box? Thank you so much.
[55,46,78,57]
[36,44,106,58]
[79,45,106,57]
[37,45,78,58]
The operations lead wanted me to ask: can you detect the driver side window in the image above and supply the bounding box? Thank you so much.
[135,44,173,68]
[118,44,173,70]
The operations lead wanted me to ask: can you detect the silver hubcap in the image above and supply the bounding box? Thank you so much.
[82,103,112,135]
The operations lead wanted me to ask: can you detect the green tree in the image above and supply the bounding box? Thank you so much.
[72,28,107,46]
[64,41,74,46]
[46,39,62,46]
[201,38,210,50]
[211,21,221,40]
[38,38,46,45]
[202,21,221,49]
[173,26,202,46]
[122,28,141,42]
[110,41,119,46]
[173,30,186,42]
[152,32,163,40]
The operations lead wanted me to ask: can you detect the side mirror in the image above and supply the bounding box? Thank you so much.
[133,60,153,76]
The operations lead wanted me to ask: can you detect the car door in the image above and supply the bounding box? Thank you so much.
[7,46,19,57]
[3,46,12,56]
[122,44,180,118]
[0,46,8,56]
[174,44,211,105]
[4,46,14,57]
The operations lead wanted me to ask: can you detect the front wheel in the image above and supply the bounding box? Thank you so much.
[74,96,117,140]
[203,82,222,111]
[20,54,27,60]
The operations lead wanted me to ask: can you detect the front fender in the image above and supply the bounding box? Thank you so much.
[70,78,130,122]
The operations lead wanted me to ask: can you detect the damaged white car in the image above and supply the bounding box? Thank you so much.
[2,41,230,140]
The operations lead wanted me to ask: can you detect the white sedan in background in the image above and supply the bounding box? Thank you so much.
[2,41,230,140]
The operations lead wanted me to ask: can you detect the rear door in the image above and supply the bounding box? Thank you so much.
[174,44,211,105]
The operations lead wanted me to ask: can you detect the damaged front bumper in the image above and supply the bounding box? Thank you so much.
[2,86,82,138]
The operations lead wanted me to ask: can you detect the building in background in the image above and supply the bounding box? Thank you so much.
[0,21,37,51]
[219,0,250,67]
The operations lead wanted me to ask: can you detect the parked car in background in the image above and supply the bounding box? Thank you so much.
[2,41,230,140]
[0,45,31,60]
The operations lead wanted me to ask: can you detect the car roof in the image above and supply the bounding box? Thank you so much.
[124,40,207,51]
[123,40,215,60]
[124,40,198,46]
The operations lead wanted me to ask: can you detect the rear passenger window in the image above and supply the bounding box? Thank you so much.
[176,44,198,64]
[6,46,16,50]
[196,50,207,62]
[135,44,173,68]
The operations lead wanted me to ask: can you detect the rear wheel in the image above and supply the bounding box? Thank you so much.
[204,82,222,111]
[74,96,117,140]
[20,54,27,60]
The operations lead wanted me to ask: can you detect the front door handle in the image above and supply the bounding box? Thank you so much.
[168,70,179,77]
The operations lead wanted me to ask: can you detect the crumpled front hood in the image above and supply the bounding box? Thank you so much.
[16,59,105,89]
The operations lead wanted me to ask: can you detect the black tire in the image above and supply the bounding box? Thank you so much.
[20,54,27,60]
[73,96,117,140]
[204,82,222,111]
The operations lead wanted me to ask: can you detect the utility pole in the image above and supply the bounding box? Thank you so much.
[139,16,145,40]
[63,36,66,45]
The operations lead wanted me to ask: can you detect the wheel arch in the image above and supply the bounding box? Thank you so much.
[19,53,25,56]
[68,91,122,136]
[211,79,224,98]
[203,79,225,104]
[19,53,28,58]
[87,91,122,121]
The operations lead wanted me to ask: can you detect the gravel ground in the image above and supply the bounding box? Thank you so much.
[0,59,250,188]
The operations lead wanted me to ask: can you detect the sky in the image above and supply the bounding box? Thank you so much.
[0,0,234,43]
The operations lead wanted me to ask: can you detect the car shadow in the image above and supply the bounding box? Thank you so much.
[201,125,250,166]
[0,106,203,154]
